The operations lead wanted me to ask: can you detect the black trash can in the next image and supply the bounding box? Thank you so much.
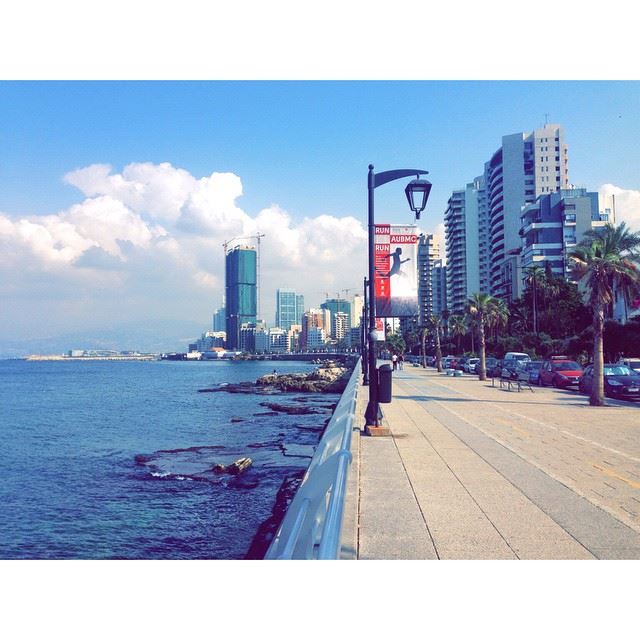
[378,364,393,403]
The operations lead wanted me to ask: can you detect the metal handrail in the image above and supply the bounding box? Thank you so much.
[264,358,361,560]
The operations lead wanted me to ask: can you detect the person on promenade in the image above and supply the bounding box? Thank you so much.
[392,353,398,370]
[398,354,404,370]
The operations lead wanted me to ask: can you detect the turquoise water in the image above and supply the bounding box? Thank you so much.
[0,359,335,559]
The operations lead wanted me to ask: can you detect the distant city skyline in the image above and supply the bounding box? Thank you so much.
[1,81,640,354]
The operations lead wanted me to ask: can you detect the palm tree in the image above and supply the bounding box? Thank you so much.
[426,314,444,372]
[524,265,545,334]
[487,297,509,339]
[449,314,467,354]
[420,325,429,368]
[569,222,640,406]
[464,309,477,354]
[467,293,504,381]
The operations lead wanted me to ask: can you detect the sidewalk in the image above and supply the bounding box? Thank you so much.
[342,364,640,559]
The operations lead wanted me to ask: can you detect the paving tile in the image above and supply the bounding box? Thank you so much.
[345,369,640,561]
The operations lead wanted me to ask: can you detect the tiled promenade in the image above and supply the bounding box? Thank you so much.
[341,364,640,559]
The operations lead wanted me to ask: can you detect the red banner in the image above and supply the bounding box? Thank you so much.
[374,223,418,318]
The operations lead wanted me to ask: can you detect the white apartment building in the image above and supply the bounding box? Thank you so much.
[444,178,485,314]
[485,124,570,301]
[417,233,441,324]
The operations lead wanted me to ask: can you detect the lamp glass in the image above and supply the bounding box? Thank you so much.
[405,179,432,215]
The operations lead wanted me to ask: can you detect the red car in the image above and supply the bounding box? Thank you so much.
[539,357,583,388]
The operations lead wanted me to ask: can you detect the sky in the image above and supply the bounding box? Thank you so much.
[2,80,640,354]
[1,3,640,356]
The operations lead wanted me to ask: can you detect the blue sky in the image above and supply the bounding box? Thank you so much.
[2,80,640,353]
[2,81,639,226]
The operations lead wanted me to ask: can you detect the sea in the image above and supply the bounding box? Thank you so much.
[0,358,339,560]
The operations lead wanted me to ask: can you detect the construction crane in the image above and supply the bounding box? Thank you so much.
[222,233,266,319]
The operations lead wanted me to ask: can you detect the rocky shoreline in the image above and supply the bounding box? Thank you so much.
[198,359,352,395]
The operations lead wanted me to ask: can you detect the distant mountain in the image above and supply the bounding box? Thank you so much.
[0,319,207,358]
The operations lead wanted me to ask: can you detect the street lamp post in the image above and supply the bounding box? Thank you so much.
[362,276,369,385]
[364,164,431,434]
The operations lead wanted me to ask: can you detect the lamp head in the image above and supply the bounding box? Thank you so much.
[405,178,432,219]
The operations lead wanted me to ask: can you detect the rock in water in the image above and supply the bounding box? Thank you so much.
[227,457,252,475]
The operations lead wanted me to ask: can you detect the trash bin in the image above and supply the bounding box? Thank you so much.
[378,364,393,403]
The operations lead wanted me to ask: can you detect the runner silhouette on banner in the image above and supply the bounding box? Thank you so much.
[378,247,411,278]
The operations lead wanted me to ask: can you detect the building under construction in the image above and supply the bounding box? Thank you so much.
[224,238,260,350]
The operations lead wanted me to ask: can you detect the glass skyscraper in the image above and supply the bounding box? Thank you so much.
[275,289,297,330]
[225,246,257,350]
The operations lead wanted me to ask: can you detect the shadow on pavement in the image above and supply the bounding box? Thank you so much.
[393,394,588,407]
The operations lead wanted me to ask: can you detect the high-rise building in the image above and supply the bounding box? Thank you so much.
[320,298,351,338]
[444,124,571,306]
[444,180,486,314]
[431,259,448,316]
[212,304,226,332]
[295,294,305,325]
[225,245,257,350]
[268,327,289,352]
[334,311,350,342]
[351,294,364,329]
[301,308,331,350]
[485,124,570,300]
[275,288,298,330]
[520,188,615,283]
[417,233,441,324]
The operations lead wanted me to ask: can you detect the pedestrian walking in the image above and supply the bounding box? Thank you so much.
[392,353,398,370]
[398,354,404,370]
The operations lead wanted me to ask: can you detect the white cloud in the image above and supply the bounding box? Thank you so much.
[0,162,369,341]
[598,184,640,232]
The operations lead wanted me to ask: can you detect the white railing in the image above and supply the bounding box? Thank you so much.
[264,358,361,560]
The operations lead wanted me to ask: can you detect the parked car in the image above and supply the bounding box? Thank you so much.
[482,357,498,376]
[579,364,640,400]
[456,357,469,371]
[523,360,543,385]
[539,357,583,388]
[443,356,459,370]
[501,360,522,380]
[487,359,504,378]
[464,357,480,373]
[617,358,640,374]
[503,352,531,363]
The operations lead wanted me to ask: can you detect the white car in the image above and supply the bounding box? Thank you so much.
[464,358,480,373]
[617,357,640,374]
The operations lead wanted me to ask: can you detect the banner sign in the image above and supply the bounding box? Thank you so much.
[374,224,419,318]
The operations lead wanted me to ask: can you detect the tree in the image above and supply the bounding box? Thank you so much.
[487,297,509,340]
[386,332,406,357]
[467,293,503,381]
[569,222,640,406]
[449,314,467,354]
[524,265,545,334]
[426,314,444,372]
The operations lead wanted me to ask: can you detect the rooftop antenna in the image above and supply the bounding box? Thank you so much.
[544,112,550,126]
